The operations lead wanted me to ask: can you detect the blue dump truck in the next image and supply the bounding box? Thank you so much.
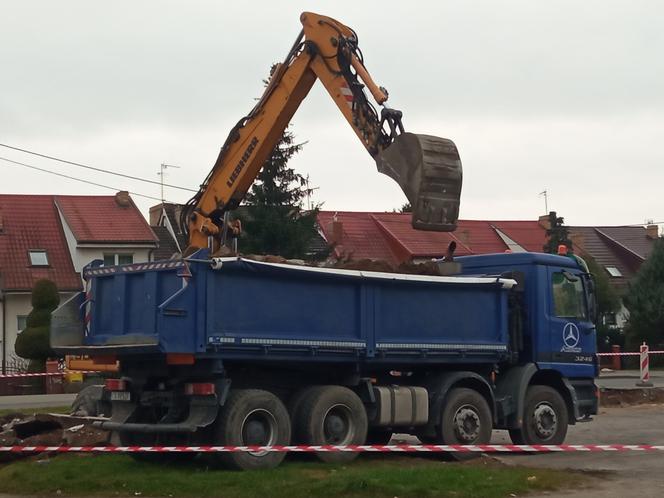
[51,250,598,470]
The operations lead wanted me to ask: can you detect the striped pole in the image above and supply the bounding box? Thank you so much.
[637,342,654,387]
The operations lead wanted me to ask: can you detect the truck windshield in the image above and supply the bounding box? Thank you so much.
[552,272,587,320]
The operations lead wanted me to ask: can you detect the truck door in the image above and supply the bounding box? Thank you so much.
[545,268,596,377]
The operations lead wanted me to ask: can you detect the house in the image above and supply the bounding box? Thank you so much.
[149,202,187,260]
[568,224,659,328]
[57,192,159,273]
[316,211,548,265]
[0,192,158,373]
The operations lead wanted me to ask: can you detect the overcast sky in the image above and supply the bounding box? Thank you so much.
[1,1,662,228]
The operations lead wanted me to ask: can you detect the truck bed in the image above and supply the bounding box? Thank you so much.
[52,253,515,365]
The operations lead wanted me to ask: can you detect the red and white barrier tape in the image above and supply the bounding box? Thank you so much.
[0,370,101,379]
[1,444,663,453]
[597,351,664,356]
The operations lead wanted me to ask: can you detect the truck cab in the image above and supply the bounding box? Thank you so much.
[458,252,599,424]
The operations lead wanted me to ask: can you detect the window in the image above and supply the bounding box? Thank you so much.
[17,315,28,332]
[605,266,622,277]
[118,254,133,265]
[28,250,49,266]
[552,271,587,320]
[103,253,134,266]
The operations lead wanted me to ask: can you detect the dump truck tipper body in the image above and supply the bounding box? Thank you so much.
[52,251,598,469]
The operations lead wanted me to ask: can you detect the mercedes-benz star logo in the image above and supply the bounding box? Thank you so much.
[563,322,580,349]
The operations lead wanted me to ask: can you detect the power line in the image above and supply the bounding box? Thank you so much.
[0,156,169,202]
[0,143,197,193]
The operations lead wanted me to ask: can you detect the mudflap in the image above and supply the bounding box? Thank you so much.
[375,132,462,231]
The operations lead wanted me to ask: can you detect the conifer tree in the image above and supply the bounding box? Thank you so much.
[624,237,664,349]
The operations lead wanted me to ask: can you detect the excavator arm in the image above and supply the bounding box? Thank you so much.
[184,12,462,253]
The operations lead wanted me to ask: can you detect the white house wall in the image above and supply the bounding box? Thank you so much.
[2,292,76,368]
[2,294,32,368]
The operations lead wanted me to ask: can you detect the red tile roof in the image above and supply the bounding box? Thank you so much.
[491,221,548,252]
[569,226,656,289]
[55,195,158,244]
[318,211,401,263]
[0,195,82,291]
[317,211,547,264]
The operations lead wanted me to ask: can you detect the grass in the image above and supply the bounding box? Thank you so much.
[0,454,582,498]
[0,406,70,417]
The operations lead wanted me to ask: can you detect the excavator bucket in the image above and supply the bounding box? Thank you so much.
[375,133,462,232]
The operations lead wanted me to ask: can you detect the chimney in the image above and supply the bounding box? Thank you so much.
[331,220,344,245]
[646,224,659,239]
[149,204,162,226]
[114,191,131,208]
[538,214,551,230]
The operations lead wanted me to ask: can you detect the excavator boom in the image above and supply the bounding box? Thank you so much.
[184,12,462,253]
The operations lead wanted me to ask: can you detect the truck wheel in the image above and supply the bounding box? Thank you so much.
[293,386,368,463]
[214,389,291,470]
[288,386,318,418]
[509,385,568,445]
[71,385,111,417]
[440,388,492,445]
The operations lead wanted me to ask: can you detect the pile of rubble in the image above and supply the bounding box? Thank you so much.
[600,387,664,407]
[244,254,448,276]
[0,412,109,461]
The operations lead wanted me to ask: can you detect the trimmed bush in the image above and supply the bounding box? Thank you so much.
[14,279,60,363]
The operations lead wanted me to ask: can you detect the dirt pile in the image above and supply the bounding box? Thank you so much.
[0,412,109,461]
[600,387,664,407]
[239,254,447,276]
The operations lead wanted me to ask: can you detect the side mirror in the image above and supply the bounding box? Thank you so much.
[562,270,579,283]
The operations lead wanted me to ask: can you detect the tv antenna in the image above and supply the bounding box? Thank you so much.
[158,163,181,202]
[539,189,549,214]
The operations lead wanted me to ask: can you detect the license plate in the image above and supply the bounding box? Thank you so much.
[110,391,131,401]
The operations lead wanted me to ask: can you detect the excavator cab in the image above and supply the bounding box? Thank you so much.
[375,132,462,232]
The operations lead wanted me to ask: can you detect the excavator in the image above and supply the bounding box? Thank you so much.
[182,11,463,255]
[65,11,463,377]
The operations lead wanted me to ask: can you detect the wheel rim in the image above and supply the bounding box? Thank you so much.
[532,402,557,440]
[322,404,354,445]
[453,404,481,443]
[241,408,277,456]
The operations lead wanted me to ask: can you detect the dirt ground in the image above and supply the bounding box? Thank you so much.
[492,404,664,498]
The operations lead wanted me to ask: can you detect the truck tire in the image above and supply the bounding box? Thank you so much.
[288,386,318,418]
[213,389,291,470]
[70,385,111,417]
[439,388,492,445]
[509,385,568,445]
[292,385,368,463]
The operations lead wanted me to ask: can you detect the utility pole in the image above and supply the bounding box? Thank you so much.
[158,163,181,202]
[539,189,548,214]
